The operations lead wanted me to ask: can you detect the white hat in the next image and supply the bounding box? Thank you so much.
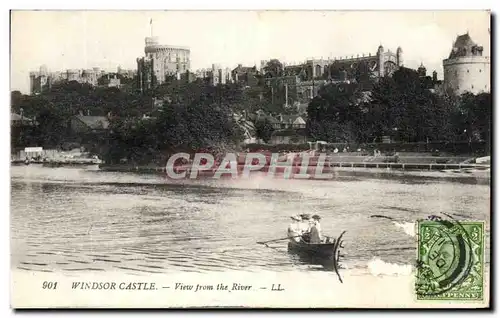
[290,215,301,221]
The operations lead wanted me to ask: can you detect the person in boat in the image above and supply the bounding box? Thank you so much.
[299,214,312,231]
[309,214,323,244]
[287,215,303,242]
[299,214,312,243]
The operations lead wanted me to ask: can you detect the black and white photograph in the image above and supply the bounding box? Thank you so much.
[9,9,491,308]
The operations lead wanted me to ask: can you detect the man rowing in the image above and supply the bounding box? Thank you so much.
[297,214,324,243]
[309,214,322,243]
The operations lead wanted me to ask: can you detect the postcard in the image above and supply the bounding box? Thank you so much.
[10,10,491,308]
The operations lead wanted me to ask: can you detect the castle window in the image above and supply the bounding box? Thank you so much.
[467,70,469,73]
[479,69,482,73]
[472,85,474,89]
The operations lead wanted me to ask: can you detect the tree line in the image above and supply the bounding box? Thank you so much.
[105,81,246,164]
[11,64,491,161]
[306,67,491,151]
[11,79,248,163]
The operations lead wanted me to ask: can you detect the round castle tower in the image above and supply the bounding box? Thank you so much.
[143,36,190,84]
[443,33,490,95]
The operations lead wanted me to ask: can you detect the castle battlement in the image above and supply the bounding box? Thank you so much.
[139,34,191,88]
[28,66,113,95]
[145,45,190,53]
[443,55,490,66]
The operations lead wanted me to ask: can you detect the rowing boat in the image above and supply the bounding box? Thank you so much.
[287,240,336,259]
[287,231,346,282]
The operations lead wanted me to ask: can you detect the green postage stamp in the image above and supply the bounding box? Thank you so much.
[416,219,485,301]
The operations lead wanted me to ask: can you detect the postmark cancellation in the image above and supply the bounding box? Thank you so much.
[416,219,485,301]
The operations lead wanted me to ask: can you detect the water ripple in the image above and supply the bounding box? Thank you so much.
[11,166,490,274]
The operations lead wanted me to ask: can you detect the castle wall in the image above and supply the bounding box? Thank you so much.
[443,56,490,95]
[29,72,50,95]
[299,46,401,80]
[28,66,125,95]
[66,70,80,82]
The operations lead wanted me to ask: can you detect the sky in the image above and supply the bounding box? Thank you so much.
[10,10,491,93]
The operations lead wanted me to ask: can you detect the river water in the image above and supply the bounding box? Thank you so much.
[10,165,490,276]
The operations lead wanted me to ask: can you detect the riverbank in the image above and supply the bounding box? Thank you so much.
[11,158,102,166]
[98,158,490,173]
[95,162,490,184]
[11,147,102,166]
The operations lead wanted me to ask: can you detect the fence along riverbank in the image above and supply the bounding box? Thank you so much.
[98,151,490,176]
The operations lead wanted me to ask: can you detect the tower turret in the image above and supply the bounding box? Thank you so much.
[396,46,403,66]
[417,63,427,77]
[29,72,37,95]
[39,65,48,76]
[377,45,384,77]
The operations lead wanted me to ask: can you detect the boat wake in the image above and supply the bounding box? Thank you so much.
[391,221,416,237]
[370,215,416,237]
[367,257,413,277]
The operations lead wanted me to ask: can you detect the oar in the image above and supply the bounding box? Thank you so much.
[257,236,300,246]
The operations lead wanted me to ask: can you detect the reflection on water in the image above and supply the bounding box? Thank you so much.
[10,165,490,275]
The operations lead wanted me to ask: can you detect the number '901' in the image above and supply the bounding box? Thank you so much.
[42,281,58,289]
